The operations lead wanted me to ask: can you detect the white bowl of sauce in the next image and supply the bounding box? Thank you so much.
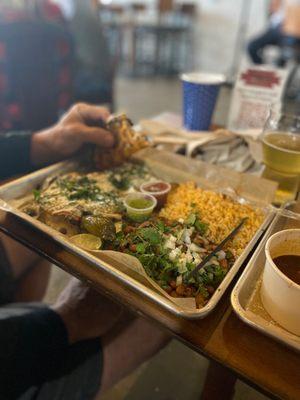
[140,181,171,208]
[261,229,300,336]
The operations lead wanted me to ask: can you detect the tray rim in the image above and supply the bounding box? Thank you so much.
[0,156,275,319]
[231,202,300,352]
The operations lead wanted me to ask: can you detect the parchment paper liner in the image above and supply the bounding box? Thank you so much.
[90,250,196,310]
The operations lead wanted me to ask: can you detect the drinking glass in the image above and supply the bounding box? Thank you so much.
[261,107,300,205]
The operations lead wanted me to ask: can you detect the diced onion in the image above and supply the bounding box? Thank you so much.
[176,275,183,286]
[217,250,226,260]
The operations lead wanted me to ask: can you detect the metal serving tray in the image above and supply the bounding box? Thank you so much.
[231,202,300,352]
[0,150,275,318]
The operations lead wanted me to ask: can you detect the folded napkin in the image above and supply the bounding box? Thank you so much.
[139,113,263,174]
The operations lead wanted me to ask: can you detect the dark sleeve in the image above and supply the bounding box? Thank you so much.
[0,131,33,180]
[0,304,68,398]
[0,303,102,400]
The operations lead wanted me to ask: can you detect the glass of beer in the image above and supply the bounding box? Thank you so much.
[262,107,300,205]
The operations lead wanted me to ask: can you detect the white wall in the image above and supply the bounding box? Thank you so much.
[192,0,268,75]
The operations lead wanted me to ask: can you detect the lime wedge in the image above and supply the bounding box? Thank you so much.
[70,234,102,251]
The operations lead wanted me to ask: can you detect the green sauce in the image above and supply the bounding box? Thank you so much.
[125,196,155,222]
[127,198,153,209]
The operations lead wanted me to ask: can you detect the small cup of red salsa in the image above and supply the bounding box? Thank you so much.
[140,181,171,208]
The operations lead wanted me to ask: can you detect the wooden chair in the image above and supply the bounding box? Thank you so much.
[130,3,148,13]
[158,0,175,15]
[178,3,197,17]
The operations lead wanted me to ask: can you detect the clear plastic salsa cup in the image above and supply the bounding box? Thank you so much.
[124,193,157,222]
[140,181,171,209]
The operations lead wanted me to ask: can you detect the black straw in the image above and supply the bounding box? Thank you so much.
[187,218,247,280]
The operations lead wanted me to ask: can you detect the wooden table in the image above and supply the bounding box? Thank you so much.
[0,210,299,400]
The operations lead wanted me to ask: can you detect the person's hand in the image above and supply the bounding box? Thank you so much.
[51,278,122,344]
[31,103,115,165]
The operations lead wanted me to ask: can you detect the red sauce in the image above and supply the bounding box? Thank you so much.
[140,181,171,209]
[142,182,169,193]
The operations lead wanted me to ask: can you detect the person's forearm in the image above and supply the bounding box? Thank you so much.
[30,128,64,166]
[0,104,113,180]
[283,6,300,38]
[270,0,282,14]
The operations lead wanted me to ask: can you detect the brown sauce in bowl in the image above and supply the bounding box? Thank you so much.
[273,255,300,285]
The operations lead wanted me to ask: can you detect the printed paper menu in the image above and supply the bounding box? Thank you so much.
[228,67,289,131]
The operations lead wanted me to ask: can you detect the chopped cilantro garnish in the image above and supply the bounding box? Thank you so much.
[58,176,101,200]
[139,227,161,245]
[33,189,41,201]
[194,219,208,235]
[108,162,149,191]
[156,220,166,232]
[185,213,196,226]
[136,243,146,254]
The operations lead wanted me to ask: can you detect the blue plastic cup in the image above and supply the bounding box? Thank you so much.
[181,72,225,131]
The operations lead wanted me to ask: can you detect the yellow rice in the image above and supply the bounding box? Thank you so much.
[159,182,264,256]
